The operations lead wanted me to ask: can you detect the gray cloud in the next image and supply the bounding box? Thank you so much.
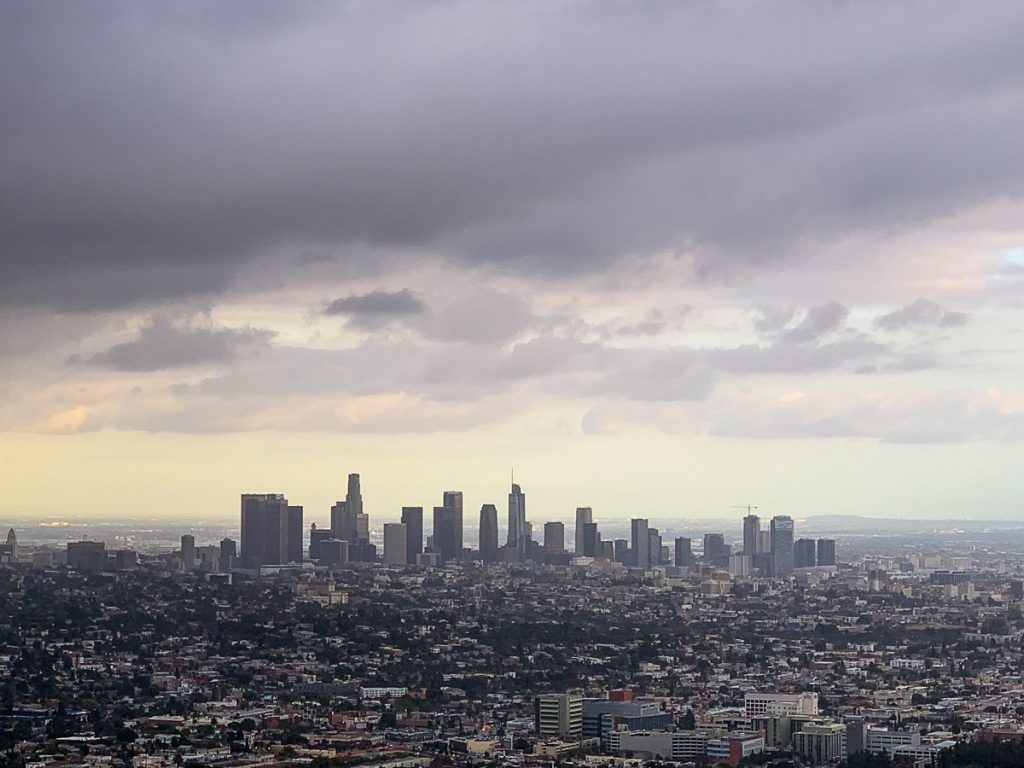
[80,316,275,371]
[325,289,425,329]
[876,298,970,331]
[2,2,1024,309]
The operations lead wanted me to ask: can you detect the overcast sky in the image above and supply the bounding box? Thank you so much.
[3,1,1024,523]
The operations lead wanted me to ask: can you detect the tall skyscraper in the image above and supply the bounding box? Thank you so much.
[346,473,363,517]
[180,535,195,571]
[331,500,353,541]
[544,521,565,552]
[770,515,795,576]
[219,537,236,572]
[401,506,424,564]
[631,518,650,570]
[433,505,461,563]
[648,528,662,566]
[442,490,464,557]
[582,522,600,557]
[383,523,408,565]
[287,505,303,562]
[575,507,593,555]
[479,504,499,563]
[507,482,527,553]
[817,538,837,567]
[794,538,817,568]
[240,493,291,568]
[674,537,694,567]
[743,514,761,555]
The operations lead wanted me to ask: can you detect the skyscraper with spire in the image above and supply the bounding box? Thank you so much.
[507,481,528,555]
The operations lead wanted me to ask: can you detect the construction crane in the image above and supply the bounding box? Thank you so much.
[731,504,758,514]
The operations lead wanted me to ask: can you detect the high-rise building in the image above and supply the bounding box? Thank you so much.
[309,524,332,561]
[442,490,464,557]
[180,535,195,571]
[346,473,363,517]
[794,538,817,568]
[674,537,694,567]
[401,506,424,564]
[320,539,348,568]
[703,533,725,559]
[433,505,461,563]
[0,529,16,564]
[507,482,527,553]
[817,538,836,567]
[770,515,795,576]
[613,538,628,563]
[219,537,236,572]
[287,505,303,562]
[535,693,583,740]
[478,504,499,563]
[743,514,761,555]
[383,523,408,565]
[356,512,369,542]
[575,507,593,555]
[631,518,651,570]
[544,521,565,552]
[240,493,291,568]
[648,528,662,566]
[582,522,600,557]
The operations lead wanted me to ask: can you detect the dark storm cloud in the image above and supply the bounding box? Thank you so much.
[876,299,970,331]
[325,289,425,329]
[79,316,274,371]
[3,1,1024,309]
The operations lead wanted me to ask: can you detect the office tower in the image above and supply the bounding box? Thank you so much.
[0,529,15,564]
[674,537,694,567]
[758,530,772,554]
[401,507,424,564]
[535,693,583,739]
[433,505,461,563]
[729,554,753,577]
[309,524,332,561]
[582,522,600,557]
[600,540,615,560]
[544,521,565,552]
[507,482,527,552]
[330,500,350,540]
[703,533,726,565]
[240,493,291,568]
[218,537,236,572]
[770,515,795,576]
[180,535,195,571]
[647,528,663,566]
[575,507,593,555]
[286,505,303,562]
[613,538,628,563]
[67,540,107,571]
[743,514,761,555]
[479,504,499,563]
[794,538,817,568]
[631,518,651,570]
[320,539,348,568]
[442,490,464,557]
[346,473,363,517]
[817,538,836,567]
[383,523,408,565]
[356,512,369,542]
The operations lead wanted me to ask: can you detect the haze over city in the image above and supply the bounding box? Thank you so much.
[3,1,1024,522]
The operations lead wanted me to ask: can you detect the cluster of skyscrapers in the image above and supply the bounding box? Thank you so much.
[237,473,836,574]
